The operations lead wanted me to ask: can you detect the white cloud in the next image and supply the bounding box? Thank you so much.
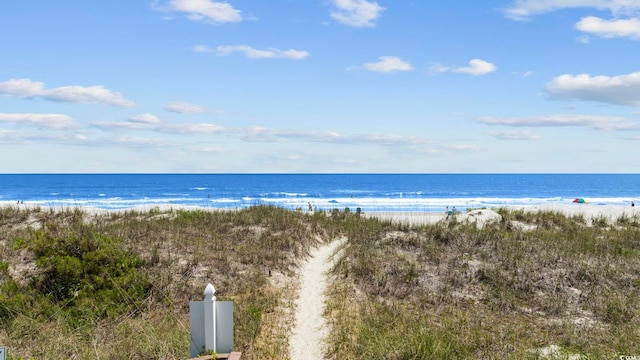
[547,71,640,105]
[353,134,425,145]
[92,114,161,131]
[363,56,413,73]
[489,130,542,140]
[0,129,29,144]
[0,130,89,145]
[429,59,496,76]
[271,130,425,145]
[188,145,230,153]
[165,101,208,113]
[113,136,171,147]
[165,123,226,133]
[428,63,450,74]
[502,0,640,20]
[476,114,630,129]
[330,0,385,27]
[91,114,432,147]
[435,144,481,153]
[0,78,44,96]
[46,86,133,106]
[0,113,75,129]
[156,121,430,146]
[193,44,214,52]
[215,45,310,59]
[160,0,242,24]
[576,16,640,38]
[236,127,433,145]
[129,113,161,124]
[453,59,497,76]
[92,121,155,131]
[0,78,135,107]
[270,129,345,143]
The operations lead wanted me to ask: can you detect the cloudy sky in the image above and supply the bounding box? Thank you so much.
[2,0,640,173]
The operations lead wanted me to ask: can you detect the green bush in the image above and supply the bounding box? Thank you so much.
[26,230,150,322]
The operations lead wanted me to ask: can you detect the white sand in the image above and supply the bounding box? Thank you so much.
[365,204,639,227]
[519,203,638,223]
[289,238,344,360]
[363,211,445,225]
[7,203,236,217]
[11,203,638,226]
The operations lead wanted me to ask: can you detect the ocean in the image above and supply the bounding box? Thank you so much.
[0,174,638,212]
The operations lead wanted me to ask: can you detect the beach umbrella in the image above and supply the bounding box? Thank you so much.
[572,198,587,203]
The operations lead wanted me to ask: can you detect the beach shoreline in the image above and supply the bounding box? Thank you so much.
[5,202,638,227]
[363,203,639,226]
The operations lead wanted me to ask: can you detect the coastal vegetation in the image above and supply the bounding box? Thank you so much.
[0,206,328,359]
[326,208,640,359]
[1,205,639,359]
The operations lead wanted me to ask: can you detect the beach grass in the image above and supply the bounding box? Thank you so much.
[325,208,640,359]
[0,205,328,359]
[1,205,639,359]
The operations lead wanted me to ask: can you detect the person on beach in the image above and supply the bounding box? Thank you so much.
[308,202,313,211]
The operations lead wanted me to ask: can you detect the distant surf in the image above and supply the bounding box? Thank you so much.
[1,174,638,212]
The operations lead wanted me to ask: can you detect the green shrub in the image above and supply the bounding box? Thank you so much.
[26,230,150,322]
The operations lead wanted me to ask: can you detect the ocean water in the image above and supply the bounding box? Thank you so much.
[0,174,638,212]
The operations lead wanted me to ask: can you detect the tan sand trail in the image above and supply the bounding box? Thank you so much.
[288,237,345,360]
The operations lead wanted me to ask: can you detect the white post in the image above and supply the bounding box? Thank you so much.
[203,283,217,353]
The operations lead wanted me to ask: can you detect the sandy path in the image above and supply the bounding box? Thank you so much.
[289,238,344,360]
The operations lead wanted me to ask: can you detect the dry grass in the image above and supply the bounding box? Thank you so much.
[0,205,330,359]
[325,209,640,359]
[2,206,639,359]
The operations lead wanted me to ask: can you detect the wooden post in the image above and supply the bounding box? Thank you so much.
[203,283,217,353]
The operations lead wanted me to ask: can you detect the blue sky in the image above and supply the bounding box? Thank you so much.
[2,0,640,173]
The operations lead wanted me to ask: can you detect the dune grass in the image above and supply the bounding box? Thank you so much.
[1,205,639,359]
[325,208,640,359]
[0,205,331,359]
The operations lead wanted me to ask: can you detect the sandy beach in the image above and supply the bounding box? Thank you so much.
[11,202,639,226]
[519,203,638,221]
[365,203,639,227]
